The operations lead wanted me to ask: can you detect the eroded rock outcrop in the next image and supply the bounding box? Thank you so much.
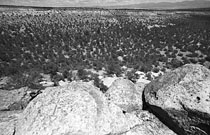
[15,81,176,135]
[15,82,140,135]
[144,64,210,135]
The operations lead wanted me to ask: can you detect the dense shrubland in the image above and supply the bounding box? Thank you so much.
[0,9,210,89]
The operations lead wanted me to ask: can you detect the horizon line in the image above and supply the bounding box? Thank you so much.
[1,4,210,10]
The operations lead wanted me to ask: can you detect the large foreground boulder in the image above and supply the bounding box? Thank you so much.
[16,82,140,135]
[144,64,210,135]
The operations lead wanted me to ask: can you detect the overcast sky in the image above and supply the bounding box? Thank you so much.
[0,0,209,7]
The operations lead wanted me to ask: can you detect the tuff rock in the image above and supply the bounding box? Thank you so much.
[144,64,210,135]
[105,79,142,112]
[15,81,177,135]
[0,110,22,135]
[0,87,31,111]
[121,110,176,135]
[15,82,140,135]
[7,64,210,135]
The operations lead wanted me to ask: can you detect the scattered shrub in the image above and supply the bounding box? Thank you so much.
[177,53,183,57]
[43,62,58,76]
[206,56,210,62]
[92,60,104,71]
[171,58,183,68]
[152,67,160,73]
[93,76,108,93]
[77,69,89,81]
[126,70,138,83]
[140,63,152,73]
[62,69,70,79]
[3,69,43,90]
[161,67,166,72]
[106,62,122,77]
[189,58,197,64]
[51,73,64,86]
[5,64,21,76]
[146,72,153,81]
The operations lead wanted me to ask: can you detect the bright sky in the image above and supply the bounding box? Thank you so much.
[0,0,209,7]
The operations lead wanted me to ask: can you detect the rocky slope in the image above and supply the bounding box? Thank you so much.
[0,64,210,135]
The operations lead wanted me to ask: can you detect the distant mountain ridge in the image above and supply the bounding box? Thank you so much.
[104,0,210,9]
[0,0,210,9]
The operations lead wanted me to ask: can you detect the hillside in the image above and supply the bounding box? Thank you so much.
[0,8,210,90]
[0,5,210,135]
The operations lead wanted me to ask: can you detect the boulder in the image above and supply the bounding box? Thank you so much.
[0,77,11,89]
[106,79,142,112]
[144,64,210,135]
[134,82,149,106]
[101,76,119,88]
[0,87,31,111]
[16,82,142,135]
[204,61,210,69]
[135,82,149,94]
[0,110,22,135]
[121,110,176,135]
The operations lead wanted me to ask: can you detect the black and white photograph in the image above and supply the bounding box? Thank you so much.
[0,0,210,135]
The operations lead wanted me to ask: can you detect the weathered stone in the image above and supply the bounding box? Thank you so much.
[106,79,142,112]
[102,76,119,88]
[121,111,176,135]
[144,64,210,135]
[135,82,148,96]
[16,82,142,135]
[99,102,141,134]
[0,110,22,135]
[0,87,30,111]
[0,77,11,89]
